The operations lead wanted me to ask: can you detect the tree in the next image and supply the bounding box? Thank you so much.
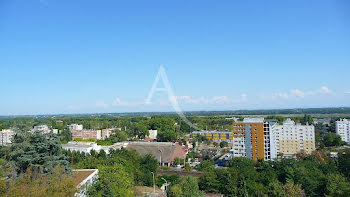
[220,141,228,148]
[181,176,205,197]
[8,130,69,174]
[323,133,344,147]
[338,150,350,180]
[168,184,183,197]
[174,157,184,166]
[114,131,128,142]
[4,166,76,197]
[157,130,177,142]
[137,154,158,186]
[88,163,134,197]
[196,160,214,171]
[324,173,350,197]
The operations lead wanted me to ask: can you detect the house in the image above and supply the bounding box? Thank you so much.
[145,129,158,141]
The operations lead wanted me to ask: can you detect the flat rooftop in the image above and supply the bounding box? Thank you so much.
[72,169,98,187]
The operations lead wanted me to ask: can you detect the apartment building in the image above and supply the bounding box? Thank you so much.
[336,119,350,144]
[69,124,83,131]
[232,118,266,161]
[32,125,51,133]
[0,129,14,146]
[192,118,315,161]
[69,124,113,140]
[192,131,235,142]
[271,119,315,158]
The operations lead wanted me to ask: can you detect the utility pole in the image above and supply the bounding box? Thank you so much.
[151,172,155,194]
[161,178,168,191]
[71,151,74,165]
[159,150,163,166]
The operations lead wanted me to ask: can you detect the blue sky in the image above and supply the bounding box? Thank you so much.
[0,0,349,115]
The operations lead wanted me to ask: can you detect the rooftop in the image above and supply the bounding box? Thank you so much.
[126,142,186,163]
[72,169,98,187]
[62,141,97,148]
[243,118,264,123]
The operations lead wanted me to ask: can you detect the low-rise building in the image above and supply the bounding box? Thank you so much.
[192,131,234,142]
[73,169,99,197]
[62,141,101,153]
[0,129,14,146]
[69,124,113,140]
[145,129,158,141]
[32,125,51,133]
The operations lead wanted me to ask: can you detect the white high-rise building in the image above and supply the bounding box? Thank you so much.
[270,118,315,158]
[0,129,14,146]
[336,119,350,144]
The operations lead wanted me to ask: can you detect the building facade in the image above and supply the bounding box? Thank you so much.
[232,118,266,161]
[271,119,315,158]
[0,129,14,146]
[192,131,235,142]
[192,118,315,161]
[69,124,113,140]
[336,119,350,144]
[62,141,101,153]
[32,125,51,133]
[69,124,83,131]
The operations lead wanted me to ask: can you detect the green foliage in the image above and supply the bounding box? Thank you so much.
[156,174,180,188]
[338,149,350,180]
[168,176,204,197]
[173,157,184,166]
[196,160,214,172]
[157,130,177,142]
[322,133,344,147]
[7,130,69,174]
[3,166,76,197]
[324,173,350,197]
[265,115,286,124]
[219,141,228,148]
[88,163,134,197]
[198,156,350,197]
[57,128,72,142]
[67,148,158,195]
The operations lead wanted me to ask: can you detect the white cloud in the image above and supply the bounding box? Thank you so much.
[171,95,247,105]
[319,86,331,94]
[290,89,305,97]
[241,93,247,101]
[112,97,129,106]
[173,96,199,104]
[212,96,230,104]
[271,86,332,100]
[96,101,109,108]
[345,90,350,94]
[274,92,289,99]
